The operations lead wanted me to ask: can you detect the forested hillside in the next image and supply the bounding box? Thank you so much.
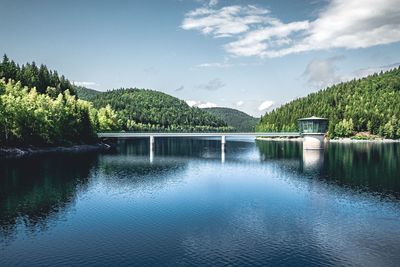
[257,67,400,139]
[0,55,75,95]
[0,80,119,147]
[89,88,232,132]
[204,107,259,132]
[75,86,101,100]
[0,55,234,148]
[0,55,121,147]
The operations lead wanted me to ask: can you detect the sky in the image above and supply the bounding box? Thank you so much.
[1,0,400,117]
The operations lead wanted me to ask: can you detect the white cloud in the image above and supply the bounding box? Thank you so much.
[196,62,234,68]
[258,100,274,111]
[186,100,217,108]
[208,0,218,7]
[72,81,99,88]
[182,5,271,38]
[303,56,344,88]
[196,78,226,90]
[348,63,400,79]
[236,100,244,107]
[182,0,400,58]
[304,58,400,89]
[174,85,185,91]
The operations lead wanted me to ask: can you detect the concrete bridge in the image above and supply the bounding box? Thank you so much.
[98,132,301,162]
[98,132,301,146]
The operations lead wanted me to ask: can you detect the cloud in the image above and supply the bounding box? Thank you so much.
[182,5,271,38]
[196,62,234,68]
[303,56,344,88]
[304,59,400,89]
[349,63,400,79]
[72,81,99,88]
[182,0,400,58]
[208,0,218,7]
[186,100,217,108]
[196,78,226,90]
[174,85,185,91]
[236,100,244,107]
[195,61,257,68]
[258,100,274,111]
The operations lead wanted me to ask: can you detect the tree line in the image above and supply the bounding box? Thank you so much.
[257,67,400,139]
[204,107,259,132]
[0,79,119,147]
[0,54,75,96]
[87,88,233,132]
[0,55,233,147]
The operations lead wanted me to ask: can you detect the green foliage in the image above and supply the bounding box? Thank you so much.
[97,104,121,131]
[0,54,75,95]
[0,79,121,147]
[257,67,400,139]
[89,88,232,132]
[75,86,101,100]
[334,118,354,138]
[204,107,259,132]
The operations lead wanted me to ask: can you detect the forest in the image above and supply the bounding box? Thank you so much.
[84,88,232,132]
[0,55,75,96]
[0,55,232,148]
[257,67,400,139]
[204,107,259,132]
[0,79,120,147]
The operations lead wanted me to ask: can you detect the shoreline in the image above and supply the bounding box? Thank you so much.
[0,143,114,159]
[256,137,400,143]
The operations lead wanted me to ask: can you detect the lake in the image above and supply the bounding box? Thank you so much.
[1,138,400,266]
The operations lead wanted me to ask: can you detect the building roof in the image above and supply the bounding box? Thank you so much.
[297,116,328,121]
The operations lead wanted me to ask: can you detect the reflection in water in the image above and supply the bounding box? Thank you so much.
[302,149,324,173]
[0,154,97,239]
[256,140,400,199]
[1,138,400,266]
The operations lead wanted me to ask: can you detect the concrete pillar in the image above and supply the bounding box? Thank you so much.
[149,136,155,163]
[221,135,226,155]
[303,134,325,150]
[150,135,155,145]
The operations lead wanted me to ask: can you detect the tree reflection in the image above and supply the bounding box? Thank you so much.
[256,140,400,199]
[0,154,97,239]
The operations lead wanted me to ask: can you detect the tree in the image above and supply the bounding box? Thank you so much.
[257,66,400,139]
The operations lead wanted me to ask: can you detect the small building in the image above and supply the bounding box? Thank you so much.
[298,116,328,134]
[298,116,328,150]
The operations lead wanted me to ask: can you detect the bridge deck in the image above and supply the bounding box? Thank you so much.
[98,132,301,138]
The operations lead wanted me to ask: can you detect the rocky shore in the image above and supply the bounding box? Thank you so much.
[0,143,114,159]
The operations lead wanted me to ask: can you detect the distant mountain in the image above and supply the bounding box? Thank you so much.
[257,67,400,139]
[88,88,232,132]
[74,86,101,100]
[204,107,259,132]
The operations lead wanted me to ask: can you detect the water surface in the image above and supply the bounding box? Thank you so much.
[1,138,400,266]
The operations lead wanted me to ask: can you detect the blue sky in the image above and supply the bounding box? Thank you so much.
[1,0,400,116]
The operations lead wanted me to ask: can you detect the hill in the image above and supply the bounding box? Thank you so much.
[89,88,231,132]
[204,107,259,132]
[257,67,400,139]
[75,86,101,100]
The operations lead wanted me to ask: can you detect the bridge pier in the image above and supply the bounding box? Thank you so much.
[221,135,226,163]
[150,136,155,149]
[149,136,155,163]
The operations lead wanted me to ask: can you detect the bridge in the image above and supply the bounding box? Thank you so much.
[98,132,301,146]
[98,132,301,163]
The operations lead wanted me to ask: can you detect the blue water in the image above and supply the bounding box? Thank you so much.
[1,138,400,266]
